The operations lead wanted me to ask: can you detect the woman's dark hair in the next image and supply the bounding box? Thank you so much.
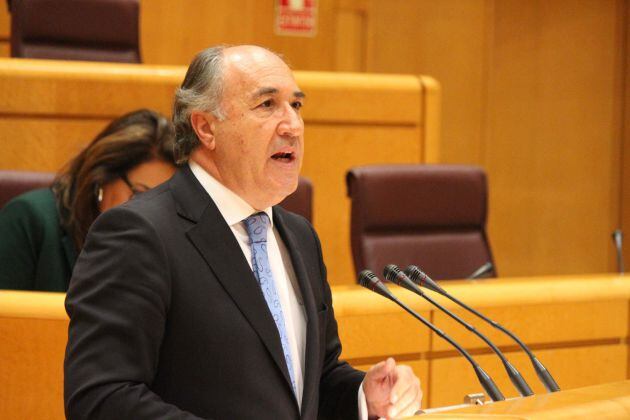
[52,109,176,249]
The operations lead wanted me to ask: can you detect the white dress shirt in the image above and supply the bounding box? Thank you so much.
[189,161,368,418]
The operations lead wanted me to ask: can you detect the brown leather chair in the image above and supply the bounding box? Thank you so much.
[278,176,313,223]
[0,170,55,209]
[346,164,496,281]
[10,0,141,63]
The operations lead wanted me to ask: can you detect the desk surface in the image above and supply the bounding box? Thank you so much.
[418,380,630,419]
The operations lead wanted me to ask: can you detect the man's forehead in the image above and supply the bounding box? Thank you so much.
[223,46,291,78]
[219,45,302,98]
[224,45,283,64]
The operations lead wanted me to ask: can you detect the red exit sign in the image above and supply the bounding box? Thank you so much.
[275,0,318,37]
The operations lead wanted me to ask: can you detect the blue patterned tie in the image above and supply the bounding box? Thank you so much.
[244,212,297,396]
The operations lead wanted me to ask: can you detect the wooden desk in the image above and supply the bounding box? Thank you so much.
[0,274,628,418]
[418,380,630,419]
[333,274,630,407]
[0,291,67,419]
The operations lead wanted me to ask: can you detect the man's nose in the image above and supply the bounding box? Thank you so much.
[277,103,303,137]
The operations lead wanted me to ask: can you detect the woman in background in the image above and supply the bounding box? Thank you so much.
[0,109,176,291]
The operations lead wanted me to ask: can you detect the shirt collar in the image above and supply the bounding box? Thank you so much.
[188,160,274,228]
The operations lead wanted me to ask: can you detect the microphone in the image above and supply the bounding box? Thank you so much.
[468,262,494,279]
[384,265,533,397]
[404,265,560,393]
[612,230,625,274]
[358,270,505,402]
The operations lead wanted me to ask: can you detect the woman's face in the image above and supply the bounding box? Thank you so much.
[99,158,176,212]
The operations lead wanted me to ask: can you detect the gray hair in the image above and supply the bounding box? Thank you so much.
[172,46,227,163]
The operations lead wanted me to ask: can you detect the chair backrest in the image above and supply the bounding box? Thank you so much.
[278,176,313,223]
[346,164,496,281]
[10,0,140,63]
[0,170,55,209]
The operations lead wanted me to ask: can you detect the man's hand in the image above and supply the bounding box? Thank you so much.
[363,357,422,419]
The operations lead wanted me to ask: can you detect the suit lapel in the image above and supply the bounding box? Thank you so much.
[170,167,296,401]
[274,209,319,417]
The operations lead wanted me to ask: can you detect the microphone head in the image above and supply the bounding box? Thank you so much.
[383,264,402,282]
[358,270,395,301]
[403,265,446,294]
[468,262,494,279]
[383,264,422,294]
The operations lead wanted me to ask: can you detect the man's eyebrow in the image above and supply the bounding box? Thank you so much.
[251,87,306,99]
[253,87,278,99]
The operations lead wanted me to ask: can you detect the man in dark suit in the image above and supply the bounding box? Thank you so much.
[64,45,422,419]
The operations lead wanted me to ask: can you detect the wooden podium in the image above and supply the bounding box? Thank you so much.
[413,380,630,419]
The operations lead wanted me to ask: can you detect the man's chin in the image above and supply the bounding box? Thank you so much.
[269,177,299,205]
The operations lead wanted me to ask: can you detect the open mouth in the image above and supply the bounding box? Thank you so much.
[271,151,295,163]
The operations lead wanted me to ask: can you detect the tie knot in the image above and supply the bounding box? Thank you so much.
[244,212,270,243]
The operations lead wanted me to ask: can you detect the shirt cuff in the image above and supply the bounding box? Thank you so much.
[358,381,369,420]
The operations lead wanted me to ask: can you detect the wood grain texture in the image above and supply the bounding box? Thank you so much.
[0,118,109,172]
[1,274,628,416]
[365,0,487,165]
[139,0,339,70]
[484,0,624,276]
[622,0,630,277]
[332,274,630,408]
[420,380,630,418]
[0,2,11,58]
[428,276,629,351]
[359,0,627,278]
[0,317,67,420]
[0,2,8,40]
[0,291,66,319]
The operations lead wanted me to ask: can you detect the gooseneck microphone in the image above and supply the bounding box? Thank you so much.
[384,265,533,397]
[404,265,560,393]
[358,270,505,402]
[612,230,625,274]
[468,262,494,279]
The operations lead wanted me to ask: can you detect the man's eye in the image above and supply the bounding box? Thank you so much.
[292,101,303,110]
[259,99,273,108]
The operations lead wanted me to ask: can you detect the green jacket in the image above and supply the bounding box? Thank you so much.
[0,188,77,291]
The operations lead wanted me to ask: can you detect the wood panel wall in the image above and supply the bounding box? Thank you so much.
[362,0,628,277]
[482,0,624,276]
[623,0,630,274]
[138,0,629,277]
[0,0,627,277]
[0,4,8,57]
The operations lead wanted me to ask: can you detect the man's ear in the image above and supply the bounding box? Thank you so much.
[190,111,217,151]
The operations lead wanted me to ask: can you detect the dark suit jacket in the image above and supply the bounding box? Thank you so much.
[0,188,76,291]
[64,166,365,420]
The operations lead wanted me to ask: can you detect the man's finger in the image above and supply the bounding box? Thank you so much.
[369,357,396,381]
[387,379,422,418]
[389,365,414,403]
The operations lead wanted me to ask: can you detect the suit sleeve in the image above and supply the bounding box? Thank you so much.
[309,222,366,420]
[64,206,205,420]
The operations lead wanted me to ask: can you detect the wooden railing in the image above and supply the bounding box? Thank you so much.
[1,274,628,418]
